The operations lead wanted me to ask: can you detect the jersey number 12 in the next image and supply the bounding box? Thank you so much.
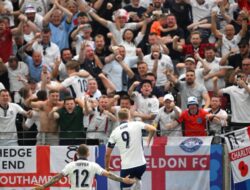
[73,169,89,187]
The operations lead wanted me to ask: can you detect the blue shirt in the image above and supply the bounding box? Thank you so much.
[49,19,71,50]
[23,55,50,82]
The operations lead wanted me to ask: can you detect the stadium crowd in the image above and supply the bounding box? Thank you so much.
[0,0,250,146]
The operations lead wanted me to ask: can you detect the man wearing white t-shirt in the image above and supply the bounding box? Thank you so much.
[32,27,60,70]
[143,44,173,88]
[211,11,248,55]
[214,72,250,130]
[106,108,156,190]
[6,56,29,103]
[0,89,31,146]
[154,94,182,136]
[185,0,217,22]
[33,144,135,190]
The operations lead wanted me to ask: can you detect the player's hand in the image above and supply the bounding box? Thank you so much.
[122,175,136,184]
[32,184,44,190]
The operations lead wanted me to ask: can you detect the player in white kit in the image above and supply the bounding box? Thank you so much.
[105,108,156,190]
[32,144,135,190]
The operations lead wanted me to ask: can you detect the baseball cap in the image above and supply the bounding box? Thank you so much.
[184,57,195,63]
[163,94,174,101]
[25,4,36,13]
[187,96,198,106]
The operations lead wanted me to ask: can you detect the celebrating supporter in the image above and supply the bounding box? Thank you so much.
[166,96,212,136]
[0,89,32,146]
[213,72,250,130]
[153,94,182,136]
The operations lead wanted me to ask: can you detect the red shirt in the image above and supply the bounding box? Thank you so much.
[177,109,208,136]
[0,28,13,63]
[238,0,250,12]
[182,43,214,58]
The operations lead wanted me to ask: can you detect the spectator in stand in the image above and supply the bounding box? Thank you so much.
[143,44,173,89]
[0,17,24,63]
[19,1,50,16]
[206,96,228,143]
[242,58,250,83]
[52,48,73,81]
[0,0,14,26]
[110,20,147,58]
[221,38,250,70]
[0,89,32,146]
[85,78,102,100]
[124,0,147,22]
[31,27,61,70]
[81,2,144,45]
[201,47,226,94]
[184,0,218,23]
[177,54,211,83]
[211,11,248,56]
[150,14,169,37]
[94,34,112,65]
[134,73,165,106]
[78,44,105,93]
[18,13,40,43]
[26,89,63,145]
[161,14,185,64]
[43,0,73,50]
[166,96,212,136]
[18,42,50,83]
[213,72,250,130]
[71,23,95,55]
[68,11,91,53]
[163,0,192,38]
[6,56,29,103]
[173,31,215,58]
[128,80,159,126]
[167,69,210,109]
[83,95,117,145]
[103,46,135,94]
[49,97,86,145]
[0,58,10,91]
[22,4,44,30]
[154,94,182,136]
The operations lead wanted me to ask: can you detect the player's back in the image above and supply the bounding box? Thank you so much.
[109,121,146,169]
[62,76,88,98]
[62,159,103,190]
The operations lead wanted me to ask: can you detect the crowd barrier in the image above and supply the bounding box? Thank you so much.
[0,137,250,190]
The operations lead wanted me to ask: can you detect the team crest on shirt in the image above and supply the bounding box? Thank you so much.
[161,62,164,66]
[9,111,13,115]
[180,138,203,153]
[205,4,209,9]
[197,117,203,124]
[148,103,152,108]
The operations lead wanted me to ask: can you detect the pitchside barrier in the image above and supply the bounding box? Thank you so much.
[0,137,249,189]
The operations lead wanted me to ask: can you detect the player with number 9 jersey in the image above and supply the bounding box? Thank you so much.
[106,108,156,190]
[107,121,147,169]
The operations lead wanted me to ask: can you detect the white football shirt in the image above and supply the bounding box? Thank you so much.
[62,159,104,190]
[108,121,147,169]
[61,76,89,98]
